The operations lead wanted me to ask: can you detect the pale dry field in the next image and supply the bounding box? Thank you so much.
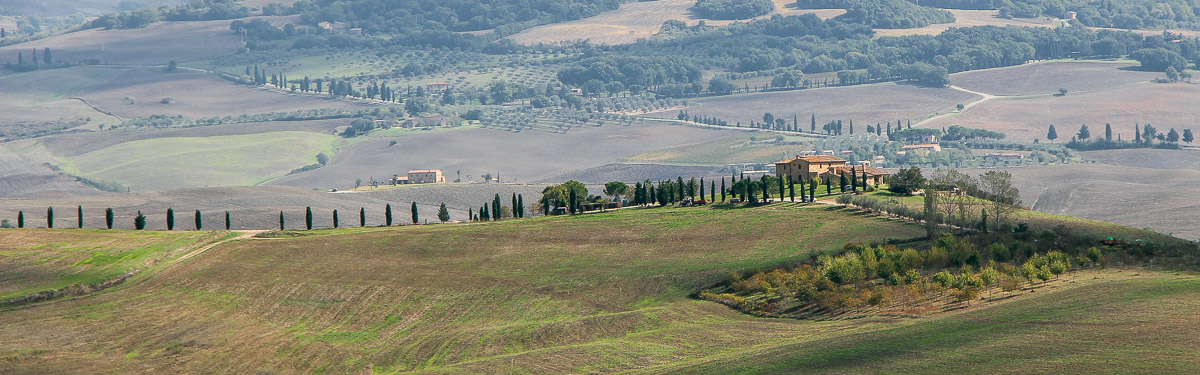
[873,9,1055,38]
[508,0,845,45]
[925,82,1199,142]
[950,60,1158,96]
[646,83,979,128]
[0,18,255,65]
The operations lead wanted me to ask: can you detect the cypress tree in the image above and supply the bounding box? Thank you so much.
[517,195,524,218]
[333,209,339,228]
[77,206,83,228]
[225,211,231,230]
[167,208,175,230]
[777,175,785,199]
[826,177,832,195]
[438,203,449,223]
[512,194,518,218]
[840,173,848,193]
[810,179,816,200]
[789,176,795,202]
[862,169,869,188]
[105,208,113,229]
[17,211,24,228]
[411,202,419,224]
[385,204,393,226]
[710,180,715,202]
[810,114,816,132]
[493,194,502,220]
[305,206,313,230]
[195,210,202,230]
[543,196,550,216]
[851,169,858,191]
[135,211,146,230]
[482,204,490,220]
[649,185,656,206]
[359,207,365,227]
[47,206,53,228]
[721,178,726,202]
[699,177,705,200]
[279,211,285,230]
[568,189,577,214]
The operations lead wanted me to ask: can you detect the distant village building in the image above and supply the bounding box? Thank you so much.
[425,82,451,93]
[1065,11,1077,19]
[318,21,347,33]
[402,114,463,128]
[407,169,445,184]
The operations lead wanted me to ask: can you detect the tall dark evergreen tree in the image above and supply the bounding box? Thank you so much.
[279,211,285,230]
[47,206,53,228]
[332,209,339,228]
[360,207,366,227]
[438,203,449,223]
[810,114,816,132]
[512,194,518,218]
[195,210,202,230]
[105,208,113,229]
[225,211,231,230]
[77,206,83,229]
[789,176,795,202]
[568,189,577,214]
[135,211,146,230]
[493,194,502,220]
[840,173,848,193]
[17,211,24,228]
[809,179,816,200]
[517,194,524,217]
[851,169,858,191]
[721,178,726,202]
[1105,123,1113,141]
[412,202,419,224]
[385,204,393,226]
[1047,124,1058,143]
[167,208,175,230]
[305,206,313,230]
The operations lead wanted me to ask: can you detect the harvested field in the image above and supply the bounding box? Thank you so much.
[0,140,106,198]
[508,0,845,45]
[267,122,741,190]
[0,66,366,122]
[0,18,255,65]
[535,163,728,184]
[624,134,819,166]
[873,10,1055,38]
[1081,148,1200,171]
[923,82,1200,142]
[646,83,979,128]
[951,60,1158,96]
[0,229,226,301]
[35,118,347,158]
[673,274,1200,374]
[0,0,182,17]
[963,162,1200,240]
[0,205,925,373]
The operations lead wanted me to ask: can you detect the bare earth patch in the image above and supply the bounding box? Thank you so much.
[508,0,845,45]
[646,83,979,127]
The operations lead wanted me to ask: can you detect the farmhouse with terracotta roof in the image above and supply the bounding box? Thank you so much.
[775,155,849,182]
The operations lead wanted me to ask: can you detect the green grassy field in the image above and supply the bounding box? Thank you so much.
[0,229,231,301]
[56,131,338,190]
[670,273,1200,374]
[0,203,1195,373]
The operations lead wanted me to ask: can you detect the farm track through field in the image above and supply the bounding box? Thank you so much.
[68,97,123,121]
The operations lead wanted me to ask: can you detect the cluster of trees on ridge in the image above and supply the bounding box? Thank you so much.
[693,0,776,20]
[1048,123,1196,150]
[796,0,957,28]
[87,0,250,29]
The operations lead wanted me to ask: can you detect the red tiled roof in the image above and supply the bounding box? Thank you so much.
[776,155,847,164]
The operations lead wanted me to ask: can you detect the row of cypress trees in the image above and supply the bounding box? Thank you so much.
[7,206,230,230]
[468,193,524,222]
